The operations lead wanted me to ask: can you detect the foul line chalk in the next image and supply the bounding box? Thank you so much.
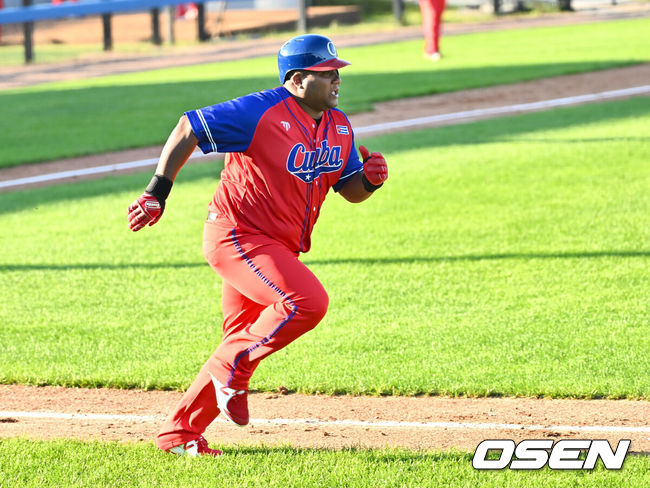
[354,85,650,135]
[0,151,218,189]
[1,84,649,190]
[1,410,649,434]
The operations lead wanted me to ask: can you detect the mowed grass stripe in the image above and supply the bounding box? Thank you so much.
[0,18,649,168]
[1,439,649,488]
[0,97,648,398]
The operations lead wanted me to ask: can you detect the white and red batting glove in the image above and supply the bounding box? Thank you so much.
[127,194,163,232]
[359,145,388,192]
[127,174,173,232]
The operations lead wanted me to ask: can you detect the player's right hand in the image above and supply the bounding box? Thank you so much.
[127,193,164,232]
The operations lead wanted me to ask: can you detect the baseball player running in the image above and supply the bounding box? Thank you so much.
[127,34,388,457]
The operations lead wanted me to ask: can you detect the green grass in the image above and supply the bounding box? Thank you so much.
[0,42,182,68]
[0,44,102,67]
[0,439,648,488]
[1,17,649,168]
[1,96,648,398]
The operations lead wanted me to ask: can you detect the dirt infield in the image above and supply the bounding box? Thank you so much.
[1,385,649,452]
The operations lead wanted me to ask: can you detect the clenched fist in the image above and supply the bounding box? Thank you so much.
[359,145,388,190]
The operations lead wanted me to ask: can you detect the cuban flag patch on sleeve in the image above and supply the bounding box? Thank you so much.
[336,125,349,135]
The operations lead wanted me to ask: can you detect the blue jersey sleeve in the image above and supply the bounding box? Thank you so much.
[185,87,290,154]
[333,132,363,192]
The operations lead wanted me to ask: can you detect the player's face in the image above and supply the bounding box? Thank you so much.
[301,69,341,116]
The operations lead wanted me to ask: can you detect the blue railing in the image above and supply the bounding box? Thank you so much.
[0,0,201,24]
[0,0,209,63]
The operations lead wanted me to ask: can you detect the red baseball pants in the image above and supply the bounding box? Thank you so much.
[157,217,329,449]
[419,0,446,55]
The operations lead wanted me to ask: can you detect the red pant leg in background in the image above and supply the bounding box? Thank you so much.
[157,218,329,449]
[419,0,446,55]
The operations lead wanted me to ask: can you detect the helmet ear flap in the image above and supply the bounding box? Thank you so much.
[283,69,298,84]
[284,69,309,85]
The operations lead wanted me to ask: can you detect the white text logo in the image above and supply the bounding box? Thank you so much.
[472,439,630,470]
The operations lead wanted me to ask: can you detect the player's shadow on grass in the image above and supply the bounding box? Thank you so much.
[2,250,648,271]
[216,445,447,462]
[0,262,206,271]
[0,262,207,271]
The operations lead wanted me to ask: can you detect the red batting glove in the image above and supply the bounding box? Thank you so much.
[127,193,164,232]
[359,145,388,186]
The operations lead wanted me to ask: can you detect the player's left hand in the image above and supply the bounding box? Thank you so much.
[127,193,164,232]
[359,145,388,186]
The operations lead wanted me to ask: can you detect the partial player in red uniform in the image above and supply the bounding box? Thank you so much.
[419,0,446,61]
[127,34,388,457]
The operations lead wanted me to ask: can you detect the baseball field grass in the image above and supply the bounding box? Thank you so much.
[1,439,649,488]
[0,17,649,168]
[0,42,179,68]
[2,18,650,485]
[1,96,648,398]
[1,89,649,486]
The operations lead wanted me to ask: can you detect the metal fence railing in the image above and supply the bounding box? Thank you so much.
[0,0,313,63]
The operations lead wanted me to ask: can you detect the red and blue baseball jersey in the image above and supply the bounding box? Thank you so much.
[185,86,363,253]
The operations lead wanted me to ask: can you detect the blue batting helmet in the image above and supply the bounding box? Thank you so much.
[278,34,350,83]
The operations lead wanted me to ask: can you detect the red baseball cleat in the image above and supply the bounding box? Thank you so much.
[210,373,249,426]
[167,436,223,457]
